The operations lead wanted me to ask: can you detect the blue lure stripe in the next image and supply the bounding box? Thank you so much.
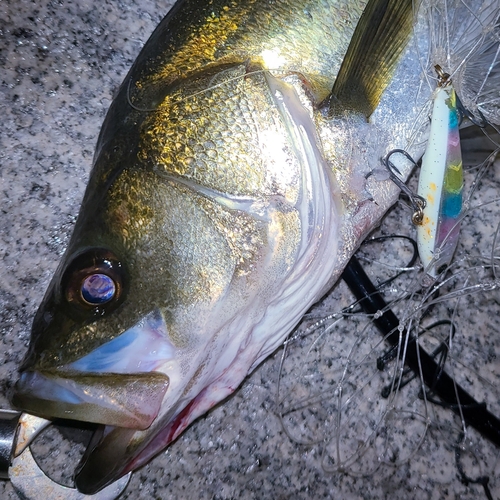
[441,192,462,218]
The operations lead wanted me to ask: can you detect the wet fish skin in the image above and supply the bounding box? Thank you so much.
[12,0,482,493]
[19,0,367,367]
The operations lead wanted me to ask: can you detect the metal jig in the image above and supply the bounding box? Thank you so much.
[416,65,464,278]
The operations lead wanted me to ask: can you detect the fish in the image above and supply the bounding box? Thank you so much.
[9,0,500,495]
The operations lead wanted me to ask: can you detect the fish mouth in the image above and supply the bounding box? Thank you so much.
[13,370,169,430]
[12,308,190,493]
[12,303,245,494]
[13,308,177,430]
[13,366,183,494]
[13,367,172,494]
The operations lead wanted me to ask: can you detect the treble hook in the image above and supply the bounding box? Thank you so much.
[382,149,427,225]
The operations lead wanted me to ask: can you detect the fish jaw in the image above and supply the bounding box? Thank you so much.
[13,304,261,436]
[13,308,178,429]
[73,321,263,494]
[13,370,169,430]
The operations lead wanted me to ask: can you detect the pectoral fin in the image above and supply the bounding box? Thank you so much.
[327,0,416,118]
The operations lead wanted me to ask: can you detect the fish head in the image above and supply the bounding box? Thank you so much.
[13,59,345,493]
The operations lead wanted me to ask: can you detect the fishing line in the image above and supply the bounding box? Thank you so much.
[455,433,495,500]
[274,0,500,496]
[341,255,500,447]
[276,150,500,494]
[125,66,312,112]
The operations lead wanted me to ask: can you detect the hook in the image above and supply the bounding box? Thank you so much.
[382,149,426,225]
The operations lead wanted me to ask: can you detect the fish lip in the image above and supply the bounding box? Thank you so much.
[14,308,179,429]
[12,368,169,430]
[74,424,119,495]
[72,395,200,495]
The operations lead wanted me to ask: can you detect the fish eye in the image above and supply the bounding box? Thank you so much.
[61,248,127,314]
[81,273,116,305]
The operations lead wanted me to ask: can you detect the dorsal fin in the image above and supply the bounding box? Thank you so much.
[327,0,416,118]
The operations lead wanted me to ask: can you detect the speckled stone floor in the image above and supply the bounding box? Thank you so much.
[1,1,500,499]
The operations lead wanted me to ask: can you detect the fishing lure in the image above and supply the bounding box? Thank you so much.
[416,65,464,278]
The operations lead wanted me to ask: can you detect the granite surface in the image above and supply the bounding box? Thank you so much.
[1,1,500,499]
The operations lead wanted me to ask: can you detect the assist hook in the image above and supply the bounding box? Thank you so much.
[382,149,426,225]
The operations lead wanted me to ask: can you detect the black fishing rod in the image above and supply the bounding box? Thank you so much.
[341,255,500,448]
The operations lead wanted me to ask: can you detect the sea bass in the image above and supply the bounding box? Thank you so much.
[12,0,499,494]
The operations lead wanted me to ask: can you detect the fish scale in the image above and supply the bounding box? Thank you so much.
[139,65,302,199]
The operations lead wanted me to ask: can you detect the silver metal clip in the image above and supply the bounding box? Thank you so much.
[1,411,130,500]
